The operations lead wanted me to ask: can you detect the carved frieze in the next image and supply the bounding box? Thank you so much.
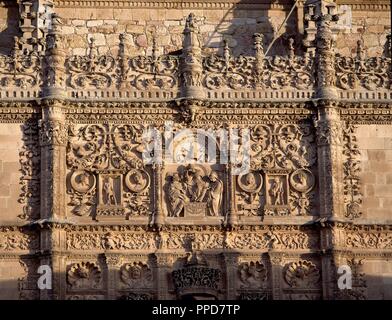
[66,124,152,219]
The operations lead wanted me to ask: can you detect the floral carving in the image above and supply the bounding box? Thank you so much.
[0,38,41,89]
[0,232,38,251]
[67,38,116,89]
[335,40,391,91]
[203,38,314,91]
[67,262,102,289]
[18,119,40,220]
[342,123,362,219]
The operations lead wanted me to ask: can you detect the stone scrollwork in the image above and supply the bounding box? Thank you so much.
[66,124,151,219]
[202,37,315,91]
[18,119,41,220]
[67,37,116,89]
[247,123,317,216]
[335,40,391,91]
[342,122,362,220]
[0,37,41,89]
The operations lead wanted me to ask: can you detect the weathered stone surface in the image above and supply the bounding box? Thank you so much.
[0,0,391,301]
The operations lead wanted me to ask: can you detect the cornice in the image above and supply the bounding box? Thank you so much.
[49,0,390,11]
[53,0,293,10]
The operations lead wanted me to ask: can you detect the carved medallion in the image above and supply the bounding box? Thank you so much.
[125,169,150,193]
[70,170,96,193]
[290,168,315,193]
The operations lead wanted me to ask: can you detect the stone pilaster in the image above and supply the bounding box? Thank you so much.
[223,253,239,299]
[154,253,172,299]
[104,254,122,300]
[153,164,164,227]
[268,252,285,300]
[226,164,238,227]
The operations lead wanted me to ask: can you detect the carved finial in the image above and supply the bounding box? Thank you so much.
[152,36,158,61]
[356,39,365,60]
[180,13,204,99]
[88,37,97,58]
[51,13,63,34]
[288,37,295,59]
[119,33,126,49]
[223,39,230,70]
[13,36,21,55]
[253,33,264,57]
[185,13,199,33]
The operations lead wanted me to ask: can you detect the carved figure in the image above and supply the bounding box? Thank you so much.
[207,171,223,216]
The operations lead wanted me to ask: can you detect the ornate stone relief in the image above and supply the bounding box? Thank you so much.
[66,124,151,219]
[237,261,267,290]
[235,123,318,217]
[336,258,367,300]
[119,262,153,289]
[172,251,222,298]
[67,262,102,290]
[18,118,41,220]
[335,40,391,91]
[0,228,38,251]
[164,164,224,218]
[342,122,363,219]
[203,37,315,91]
[284,260,320,288]
[0,39,41,90]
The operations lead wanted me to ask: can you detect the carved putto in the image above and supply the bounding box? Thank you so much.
[67,262,102,289]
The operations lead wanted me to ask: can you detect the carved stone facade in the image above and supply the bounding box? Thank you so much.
[0,0,391,300]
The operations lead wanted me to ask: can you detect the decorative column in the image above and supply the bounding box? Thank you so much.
[310,2,343,300]
[153,164,164,227]
[38,13,68,300]
[226,163,238,227]
[180,13,204,100]
[18,0,53,53]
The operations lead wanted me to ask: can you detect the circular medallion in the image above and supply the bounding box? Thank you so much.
[237,172,263,193]
[290,169,315,193]
[70,170,96,193]
[125,169,150,193]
